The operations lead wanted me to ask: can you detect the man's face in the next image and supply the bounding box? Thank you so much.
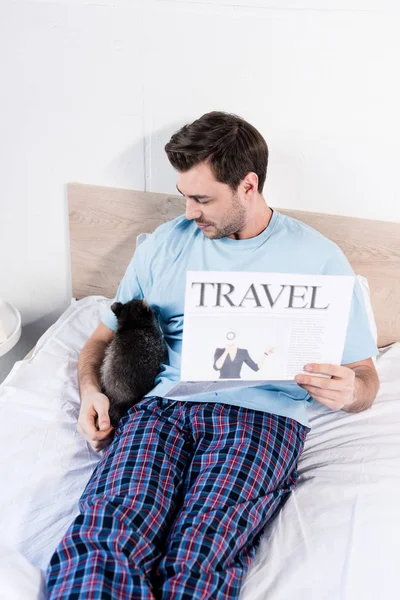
[176,161,247,239]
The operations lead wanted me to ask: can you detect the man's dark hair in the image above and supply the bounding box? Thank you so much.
[165,111,269,193]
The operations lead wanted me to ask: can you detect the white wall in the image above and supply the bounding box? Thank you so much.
[1,0,400,373]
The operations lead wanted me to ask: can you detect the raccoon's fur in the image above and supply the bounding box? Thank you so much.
[100,299,166,427]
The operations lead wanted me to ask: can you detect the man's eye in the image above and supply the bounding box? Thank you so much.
[198,199,210,205]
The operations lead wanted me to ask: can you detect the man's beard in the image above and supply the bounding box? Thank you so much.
[201,194,247,240]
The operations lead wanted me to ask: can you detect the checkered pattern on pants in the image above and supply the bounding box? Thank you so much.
[46,397,309,599]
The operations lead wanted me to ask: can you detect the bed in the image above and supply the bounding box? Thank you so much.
[0,183,399,599]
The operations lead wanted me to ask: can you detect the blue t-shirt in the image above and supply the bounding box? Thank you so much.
[101,209,378,427]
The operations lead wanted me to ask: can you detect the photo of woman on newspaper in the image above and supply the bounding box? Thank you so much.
[213,331,276,379]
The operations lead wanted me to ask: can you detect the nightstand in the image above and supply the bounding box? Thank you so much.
[0,299,21,358]
[0,299,22,384]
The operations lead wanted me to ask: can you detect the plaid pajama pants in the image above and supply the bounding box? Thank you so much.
[46,396,309,599]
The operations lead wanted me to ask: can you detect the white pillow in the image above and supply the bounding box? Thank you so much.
[357,274,378,346]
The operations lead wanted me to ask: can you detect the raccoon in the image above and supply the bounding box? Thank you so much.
[100,299,166,427]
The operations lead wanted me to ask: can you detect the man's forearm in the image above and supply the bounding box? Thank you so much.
[343,365,380,413]
[78,340,109,397]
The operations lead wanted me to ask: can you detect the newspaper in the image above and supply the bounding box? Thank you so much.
[167,271,355,397]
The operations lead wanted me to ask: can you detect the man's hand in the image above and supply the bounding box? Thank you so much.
[77,391,115,452]
[295,363,356,411]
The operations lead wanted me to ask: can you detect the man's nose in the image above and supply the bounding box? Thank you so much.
[185,199,202,221]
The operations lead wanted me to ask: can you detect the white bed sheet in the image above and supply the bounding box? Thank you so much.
[0,296,399,600]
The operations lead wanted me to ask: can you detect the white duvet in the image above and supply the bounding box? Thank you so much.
[0,296,399,600]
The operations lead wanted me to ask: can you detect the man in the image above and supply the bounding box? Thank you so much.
[46,111,379,599]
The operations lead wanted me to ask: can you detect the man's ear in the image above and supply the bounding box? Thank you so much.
[111,302,123,318]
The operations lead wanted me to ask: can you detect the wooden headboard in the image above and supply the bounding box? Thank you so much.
[68,182,400,347]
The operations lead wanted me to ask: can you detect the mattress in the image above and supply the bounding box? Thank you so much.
[0,296,399,599]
